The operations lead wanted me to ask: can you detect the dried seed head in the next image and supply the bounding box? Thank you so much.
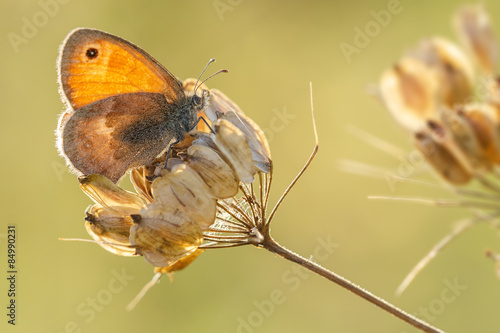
[455,4,497,74]
[152,164,217,229]
[458,105,500,166]
[130,156,185,203]
[130,204,203,267]
[208,89,272,173]
[85,204,136,256]
[414,127,472,185]
[486,77,500,107]
[380,37,475,132]
[439,107,489,172]
[213,118,257,183]
[130,166,155,203]
[183,78,271,173]
[67,78,277,296]
[186,142,239,199]
[79,174,145,214]
[77,174,144,256]
[410,37,474,106]
[380,58,440,131]
[362,5,500,291]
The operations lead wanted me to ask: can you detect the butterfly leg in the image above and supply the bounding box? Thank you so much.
[159,117,213,172]
[191,116,215,134]
[162,138,182,170]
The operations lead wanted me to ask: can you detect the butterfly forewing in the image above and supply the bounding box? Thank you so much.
[57,28,206,182]
[59,28,185,110]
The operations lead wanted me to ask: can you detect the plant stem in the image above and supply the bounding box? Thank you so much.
[260,235,445,333]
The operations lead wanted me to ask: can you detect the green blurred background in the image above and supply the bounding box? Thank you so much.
[2,0,500,332]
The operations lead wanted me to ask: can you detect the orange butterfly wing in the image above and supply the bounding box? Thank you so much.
[58,28,184,110]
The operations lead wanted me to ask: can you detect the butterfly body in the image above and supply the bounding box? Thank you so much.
[56,28,207,182]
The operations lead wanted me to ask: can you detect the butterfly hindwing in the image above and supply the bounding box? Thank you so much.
[61,92,175,182]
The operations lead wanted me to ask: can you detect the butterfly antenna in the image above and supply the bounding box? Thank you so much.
[194,58,216,96]
[198,69,229,88]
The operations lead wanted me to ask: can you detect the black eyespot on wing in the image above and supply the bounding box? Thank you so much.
[86,48,98,59]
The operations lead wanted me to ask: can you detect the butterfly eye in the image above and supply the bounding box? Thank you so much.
[192,94,202,106]
[85,48,99,59]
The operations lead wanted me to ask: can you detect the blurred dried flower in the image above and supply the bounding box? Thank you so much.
[454,4,498,74]
[352,4,500,294]
[377,6,500,185]
[414,127,472,185]
[380,57,440,131]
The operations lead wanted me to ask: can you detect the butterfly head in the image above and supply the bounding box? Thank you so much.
[191,58,227,111]
[176,89,207,136]
[191,88,209,110]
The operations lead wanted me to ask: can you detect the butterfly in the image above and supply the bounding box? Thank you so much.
[56,28,211,183]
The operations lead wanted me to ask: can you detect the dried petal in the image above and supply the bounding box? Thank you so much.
[154,249,205,274]
[85,204,135,256]
[79,174,145,215]
[460,105,500,166]
[130,157,184,203]
[415,126,472,185]
[219,110,272,173]
[186,144,239,199]
[455,4,497,74]
[191,133,219,150]
[209,89,272,173]
[130,167,154,204]
[486,77,500,107]
[182,78,272,172]
[410,37,474,106]
[205,88,244,123]
[380,58,439,131]
[130,204,203,267]
[439,107,489,171]
[213,118,256,183]
[152,164,217,229]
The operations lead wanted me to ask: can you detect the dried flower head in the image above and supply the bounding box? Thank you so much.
[61,80,441,333]
[378,4,500,186]
[349,4,500,294]
[79,174,144,256]
[454,4,498,74]
[63,79,273,284]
